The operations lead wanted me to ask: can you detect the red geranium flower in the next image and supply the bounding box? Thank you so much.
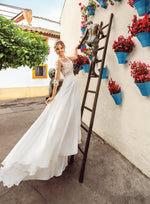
[128,15,150,37]
[112,35,135,53]
[108,78,121,95]
[129,61,150,83]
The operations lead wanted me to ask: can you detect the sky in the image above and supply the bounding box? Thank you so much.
[0,0,65,22]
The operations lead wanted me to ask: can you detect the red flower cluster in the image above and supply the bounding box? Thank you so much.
[83,47,93,56]
[81,20,86,29]
[112,35,135,52]
[127,0,136,7]
[81,46,87,52]
[102,0,114,6]
[73,55,90,65]
[128,15,150,37]
[108,78,121,94]
[129,61,150,83]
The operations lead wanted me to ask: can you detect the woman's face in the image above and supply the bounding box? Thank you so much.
[55,44,65,57]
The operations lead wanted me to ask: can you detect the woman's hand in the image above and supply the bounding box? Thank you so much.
[46,96,54,105]
[75,45,80,49]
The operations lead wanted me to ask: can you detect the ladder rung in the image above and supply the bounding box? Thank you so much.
[78,145,84,154]
[81,123,89,132]
[96,59,102,63]
[102,24,109,30]
[98,46,105,51]
[84,106,93,112]
[90,75,99,78]
[88,90,96,94]
[99,35,107,40]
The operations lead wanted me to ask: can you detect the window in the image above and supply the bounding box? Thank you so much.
[32,64,48,79]
[32,36,49,79]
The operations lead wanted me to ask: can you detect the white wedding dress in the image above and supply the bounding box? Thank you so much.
[0,58,81,188]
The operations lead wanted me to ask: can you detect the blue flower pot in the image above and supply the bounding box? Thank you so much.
[81,27,86,35]
[81,45,86,53]
[97,0,107,8]
[115,52,128,64]
[111,92,122,105]
[89,55,93,61]
[135,81,150,96]
[80,66,83,70]
[83,64,90,73]
[98,66,108,79]
[87,5,95,15]
[135,32,150,47]
[133,0,149,16]
[114,0,121,1]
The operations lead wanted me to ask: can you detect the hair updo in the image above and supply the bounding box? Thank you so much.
[54,40,65,51]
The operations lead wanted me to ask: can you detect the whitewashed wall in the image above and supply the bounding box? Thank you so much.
[0,18,59,89]
[60,0,150,178]
[0,38,58,88]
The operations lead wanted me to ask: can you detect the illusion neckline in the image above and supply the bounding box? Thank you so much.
[59,57,71,63]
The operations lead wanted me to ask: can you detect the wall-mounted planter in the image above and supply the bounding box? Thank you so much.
[80,45,86,53]
[89,55,93,61]
[87,5,95,15]
[133,0,149,16]
[135,81,150,96]
[98,66,108,79]
[83,64,90,73]
[81,27,86,35]
[111,92,122,105]
[97,0,107,8]
[135,32,150,47]
[115,52,128,64]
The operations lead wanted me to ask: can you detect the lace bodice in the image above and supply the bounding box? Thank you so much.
[60,59,73,77]
[54,58,74,87]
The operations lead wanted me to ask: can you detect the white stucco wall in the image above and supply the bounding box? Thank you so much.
[0,38,58,88]
[60,0,150,178]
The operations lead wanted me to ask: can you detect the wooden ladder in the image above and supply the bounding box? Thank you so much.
[70,13,114,183]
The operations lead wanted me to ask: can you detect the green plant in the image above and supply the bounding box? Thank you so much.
[83,47,93,56]
[88,0,97,10]
[0,15,49,70]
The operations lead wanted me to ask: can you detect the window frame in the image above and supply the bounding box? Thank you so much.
[32,36,49,79]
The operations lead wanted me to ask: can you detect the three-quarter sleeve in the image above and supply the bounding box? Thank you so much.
[54,59,61,88]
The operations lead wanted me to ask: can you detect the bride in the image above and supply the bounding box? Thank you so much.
[0,40,82,188]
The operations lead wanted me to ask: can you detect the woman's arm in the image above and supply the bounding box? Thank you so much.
[46,59,61,104]
[68,45,79,61]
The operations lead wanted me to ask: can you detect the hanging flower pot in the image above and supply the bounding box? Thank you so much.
[115,52,128,64]
[108,78,122,105]
[112,36,135,64]
[87,5,95,15]
[89,55,93,61]
[98,66,108,79]
[81,27,86,35]
[111,92,122,105]
[80,45,86,53]
[129,61,150,96]
[135,81,150,96]
[83,64,90,73]
[132,0,149,16]
[135,32,150,47]
[97,0,107,8]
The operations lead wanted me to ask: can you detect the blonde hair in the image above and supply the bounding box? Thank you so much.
[54,40,65,51]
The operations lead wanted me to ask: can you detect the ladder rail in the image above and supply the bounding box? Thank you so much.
[81,21,103,118]
[79,13,114,183]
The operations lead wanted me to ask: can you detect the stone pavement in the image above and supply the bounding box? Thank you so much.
[0,97,150,204]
